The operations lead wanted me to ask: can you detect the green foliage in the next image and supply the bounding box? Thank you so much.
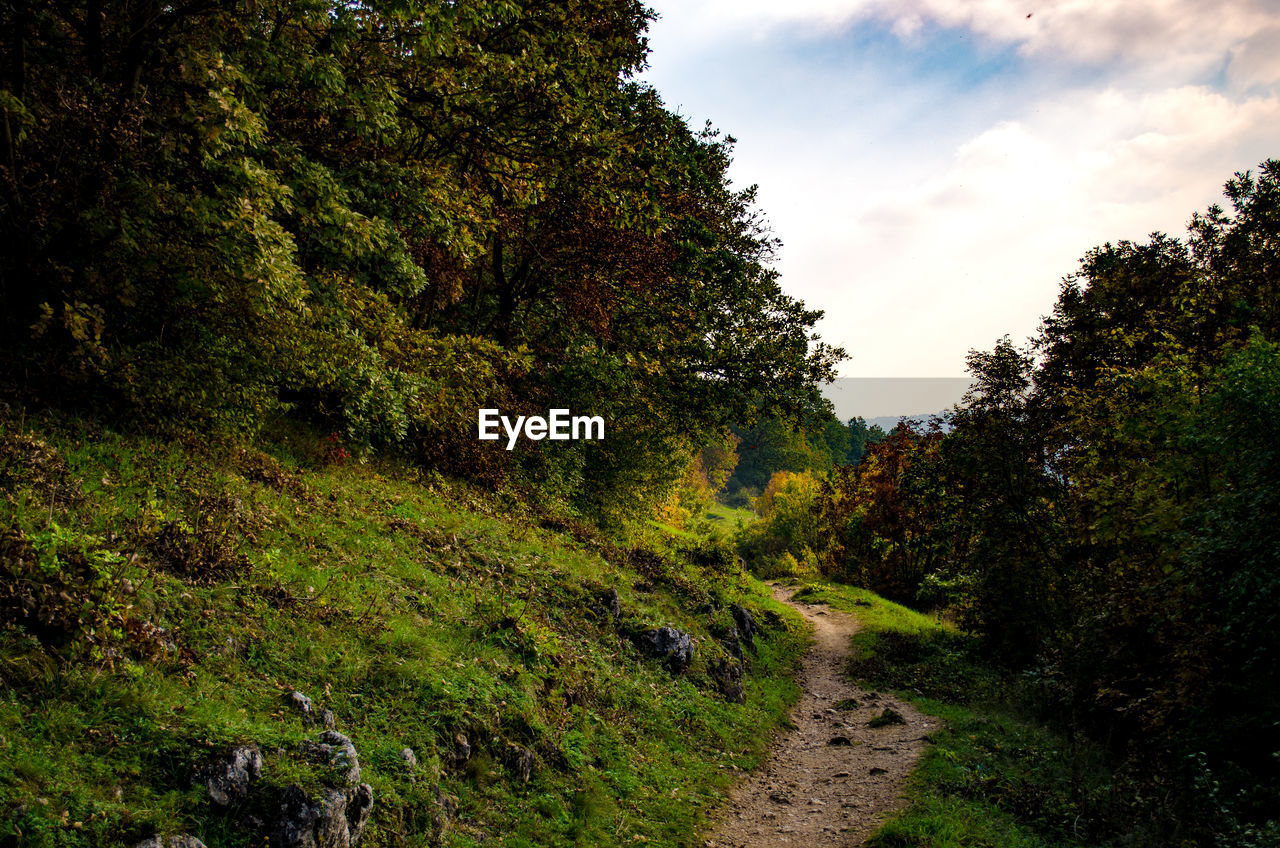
[0,523,126,654]
[737,471,823,578]
[844,416,887,465]
[725,408,860,496]
[814,422,950,604]
[0,0,841,523]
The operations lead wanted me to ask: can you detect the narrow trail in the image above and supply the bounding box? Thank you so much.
[705,585,935,847]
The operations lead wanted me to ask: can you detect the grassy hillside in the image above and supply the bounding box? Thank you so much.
[703,505,753,531]
[0,408,806,848]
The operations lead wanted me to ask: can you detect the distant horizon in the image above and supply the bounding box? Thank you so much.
[821,376,973,420]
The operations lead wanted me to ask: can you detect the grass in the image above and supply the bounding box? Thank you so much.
[647,503,753,545]
[0,410,809,848]
[703,504,753,530]
[646,519,698,541]
[789,582,1128,848]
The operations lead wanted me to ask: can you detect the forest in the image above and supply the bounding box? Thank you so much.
[1,0,1277,846]
[746,162,1280,846]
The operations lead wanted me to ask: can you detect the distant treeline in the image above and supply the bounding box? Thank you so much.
[750,162,1280,845]
[0,0,840,523]
[722,414,884,505]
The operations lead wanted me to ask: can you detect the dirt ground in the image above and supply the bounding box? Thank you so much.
[704,585,935,847]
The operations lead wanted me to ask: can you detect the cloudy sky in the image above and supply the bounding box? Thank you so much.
[639,0,1280,377]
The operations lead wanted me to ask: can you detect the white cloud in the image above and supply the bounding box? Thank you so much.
[792,86,1280,375]
[1229,24,1280,87]
[642,0,1280,375]
[653,0,1280,83]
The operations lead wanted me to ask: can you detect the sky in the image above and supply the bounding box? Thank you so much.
[639,0,1280,378]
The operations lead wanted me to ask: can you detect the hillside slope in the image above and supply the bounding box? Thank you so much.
[0,409,806,848]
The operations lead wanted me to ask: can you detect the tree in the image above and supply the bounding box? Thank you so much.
[816,420,948,604]
[0,0,842,520]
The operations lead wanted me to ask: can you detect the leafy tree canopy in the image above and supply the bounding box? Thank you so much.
[0,0,842,519]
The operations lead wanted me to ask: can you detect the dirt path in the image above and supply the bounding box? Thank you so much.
[704,585,935,847]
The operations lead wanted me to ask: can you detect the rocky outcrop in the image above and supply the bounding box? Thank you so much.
[399,747,417,782]
[135,837,207,848]
[288,690,314,719]
[287,690,336,729]
[708,659,745,703]
[717,625,744,661]
[730,604,756,653]
[275,731,374,848]
[503,743,535,783]
[448,732,471,767]
[301,730,362,785]
[199,745,262,807]
[635,626,693,671]
[274,783,374,848]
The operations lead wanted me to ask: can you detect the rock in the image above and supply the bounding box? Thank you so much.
[399,747,418,782]
[199,744,262,807]
[503,743,535,783]
[434,786,458,820]
[708,659,745,703]
[134,837,207,848]
[869,767,888,775]
[600,588,622,620]
[288,692,335,728]
[301,731,361,786]
[275,783,374,848]
[718,626,744,662]
[729,605,756,652]
[868,707,906,728]
[450,732,471,766]
[288,690,314,719]
[827,736,853,746]
[635,626,693,671]
[833,698,860,711]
